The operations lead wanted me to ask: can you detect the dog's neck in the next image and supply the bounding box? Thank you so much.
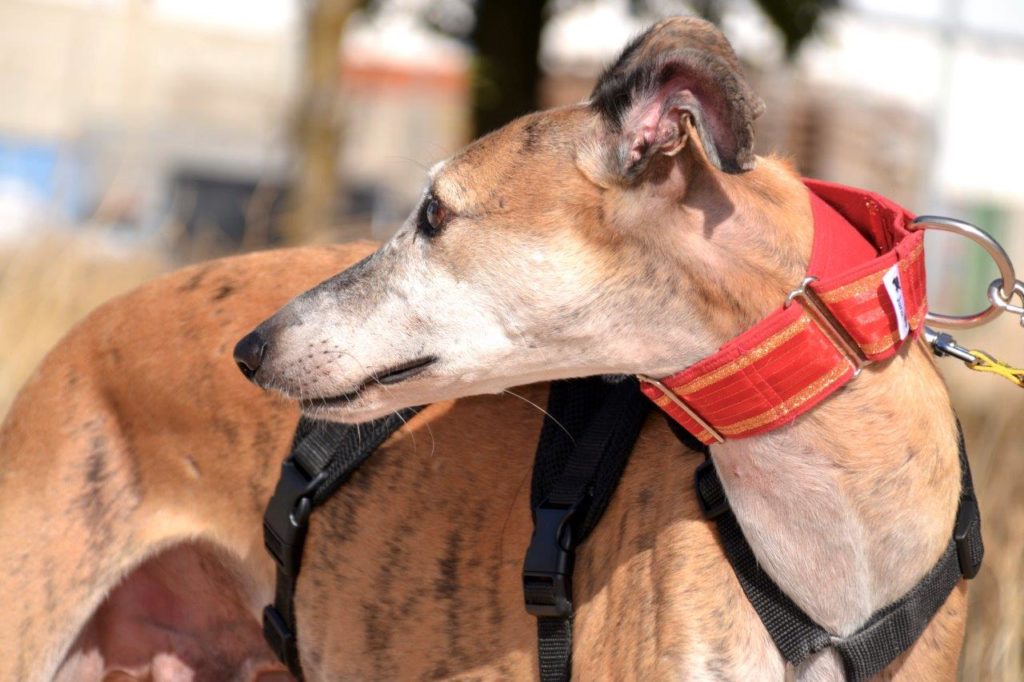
[638,158,961,635]
[712,350,960,634]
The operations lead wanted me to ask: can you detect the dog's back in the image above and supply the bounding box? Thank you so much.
[0,245,364,680]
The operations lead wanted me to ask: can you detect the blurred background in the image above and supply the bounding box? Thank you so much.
[0,0,1021,677]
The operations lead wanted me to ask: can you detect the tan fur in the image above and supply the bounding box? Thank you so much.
[0,246,365,681]
[0,246,966,681]
[0,16,968,681]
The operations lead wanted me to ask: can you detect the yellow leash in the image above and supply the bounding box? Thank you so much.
[966,350,1024,388]
[927,330,1024,389]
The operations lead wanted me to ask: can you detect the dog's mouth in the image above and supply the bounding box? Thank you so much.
[299,356,438,410]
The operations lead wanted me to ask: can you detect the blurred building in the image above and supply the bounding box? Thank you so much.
[0,0,1021,305]
[0,0,296,246]
[339,10,470,239]
[0,0,469,250]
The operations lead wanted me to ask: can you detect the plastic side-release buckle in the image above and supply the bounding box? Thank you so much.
[522,501,579,619]
[263,457,326,576]
[694,458,731,520]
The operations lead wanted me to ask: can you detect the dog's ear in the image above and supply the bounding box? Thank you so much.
[590,16,765,179]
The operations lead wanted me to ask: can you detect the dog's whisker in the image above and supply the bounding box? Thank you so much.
[386,154,432,172]
[502,388,575,444]
[423,418,437,461]
[389,407,418,454]
[399,407,437,461]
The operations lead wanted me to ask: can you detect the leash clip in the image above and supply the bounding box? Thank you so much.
[987,278,1024,328]
[924,327,1024,388]
[924,328,977,364]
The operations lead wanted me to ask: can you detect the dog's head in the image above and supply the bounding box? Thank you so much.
[235,17,808,422]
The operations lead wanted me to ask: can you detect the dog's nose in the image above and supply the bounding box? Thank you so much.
[233,330,268,381]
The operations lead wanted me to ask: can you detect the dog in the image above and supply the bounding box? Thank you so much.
[1,17,967,681]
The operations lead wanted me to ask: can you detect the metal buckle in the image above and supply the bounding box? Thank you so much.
[785,276,869,377]
[522,501,578,619]
[636,375,724,444]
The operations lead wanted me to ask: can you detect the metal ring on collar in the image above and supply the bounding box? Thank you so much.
[910,216,1018,329]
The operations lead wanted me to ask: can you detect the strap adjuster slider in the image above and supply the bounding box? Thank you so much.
[262,605,301,674]
[954,489,984,580]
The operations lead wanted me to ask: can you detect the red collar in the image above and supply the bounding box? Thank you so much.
[639,179,927,444]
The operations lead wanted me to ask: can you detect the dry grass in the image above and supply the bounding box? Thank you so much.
[0,236,1021,679]
[953,379,1024,679]
[0,232,167,417]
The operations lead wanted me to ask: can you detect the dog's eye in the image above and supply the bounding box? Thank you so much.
[418,196,449,237]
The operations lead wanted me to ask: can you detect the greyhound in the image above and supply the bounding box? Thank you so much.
[0,17,966,681]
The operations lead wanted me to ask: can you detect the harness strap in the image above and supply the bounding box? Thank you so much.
[523,377,650,682]
[691,422,983,681]
[536,617,574,682]
[261,409,419,680]
[262,389,982,682]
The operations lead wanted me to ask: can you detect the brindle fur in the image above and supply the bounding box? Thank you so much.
[1,17,966,681]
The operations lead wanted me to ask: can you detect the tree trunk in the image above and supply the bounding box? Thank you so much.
[470,0,547,137]
[286,0,354,244]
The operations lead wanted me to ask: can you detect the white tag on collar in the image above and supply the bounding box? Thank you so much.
[882,264,909,340]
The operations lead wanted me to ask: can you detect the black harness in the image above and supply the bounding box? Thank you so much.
[261,378,983,681]
[262,408,421,674]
